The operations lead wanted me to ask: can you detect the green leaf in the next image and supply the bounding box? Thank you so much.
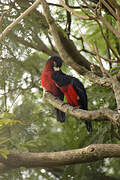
[0,149,9,159]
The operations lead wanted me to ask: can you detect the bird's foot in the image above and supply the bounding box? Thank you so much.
[73,106,80,110]
[61,102,69,107]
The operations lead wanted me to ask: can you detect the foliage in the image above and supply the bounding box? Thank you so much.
[0,0,120,179]
[0,112,22,159]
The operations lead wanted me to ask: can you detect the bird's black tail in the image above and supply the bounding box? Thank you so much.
[85,120,92,134]
[56,109,65,123]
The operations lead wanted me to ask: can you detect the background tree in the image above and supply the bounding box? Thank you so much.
[0,0,120,179]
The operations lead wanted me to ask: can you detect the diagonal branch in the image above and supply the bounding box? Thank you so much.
[0,0,41,41]
[81,0,120,39]
[94,40,111,78]
[96,20,119,59]
[94,40,107,75]
[98,15,120,39]
[94,42,120,114]
[44,91,120,127]
[13,34,56,56]
[100,0,117,20]
[59,0,93,20]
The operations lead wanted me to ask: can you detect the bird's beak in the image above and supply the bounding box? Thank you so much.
[53,67,60,71]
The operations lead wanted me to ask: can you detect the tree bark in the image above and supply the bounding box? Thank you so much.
[44,91,120,127]
[0,144,120,173]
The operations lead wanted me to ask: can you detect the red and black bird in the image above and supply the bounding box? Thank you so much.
[51,57,92,134]
[41,56,65,122]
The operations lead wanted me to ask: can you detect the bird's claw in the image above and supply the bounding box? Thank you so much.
[73,106,80,110]
[61,102,69,107]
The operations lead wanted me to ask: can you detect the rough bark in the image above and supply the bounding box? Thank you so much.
[44,91,120,127]
[0,144,120,173]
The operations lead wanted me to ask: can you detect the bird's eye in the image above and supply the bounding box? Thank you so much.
[53,61,57,67]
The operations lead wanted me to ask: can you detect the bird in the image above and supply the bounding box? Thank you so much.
[41,56,65,122]
[51,57,92,134]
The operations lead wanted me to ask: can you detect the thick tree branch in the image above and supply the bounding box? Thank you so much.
[44,91,120,127]
[0,144,120,173]
[0,0,41,41]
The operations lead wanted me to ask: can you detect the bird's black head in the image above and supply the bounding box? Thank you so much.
[50,56,63,68]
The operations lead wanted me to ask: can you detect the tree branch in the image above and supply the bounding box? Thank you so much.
[98,15,120,39]
[59,0,93,20]
[96,20,119,59]
[81,0,120,39]
[100,0,117,20]
[1,144,120,172]
[13,34,56,56]
[44,91,120,127]
[94,40,107,75]
[0,0,41,41]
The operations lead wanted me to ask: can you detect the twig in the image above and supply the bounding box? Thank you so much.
[76,0,96,19]
[80,0,120,39]
[59,0,93,20]
[0,11,8,26]
[94,40,111,77]
[0,0,40,41]
[100,0,117,20]
[98,15,120,39]
[0,0,17,26]
[48,3,91,9]
[96,20,119,59]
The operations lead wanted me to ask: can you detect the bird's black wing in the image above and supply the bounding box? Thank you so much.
[72,77,92,134]
[52,70,71,87]
[52,70,71,123]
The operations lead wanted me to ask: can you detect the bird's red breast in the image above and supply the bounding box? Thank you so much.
[41,60,59,96]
